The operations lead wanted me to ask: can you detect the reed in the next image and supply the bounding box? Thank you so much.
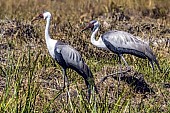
[0,0,169,112]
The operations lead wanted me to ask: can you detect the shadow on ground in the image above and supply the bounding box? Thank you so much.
[99,71,155,94]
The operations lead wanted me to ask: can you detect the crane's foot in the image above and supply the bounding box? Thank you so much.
[126,66,131,72]
[60,84,70,103]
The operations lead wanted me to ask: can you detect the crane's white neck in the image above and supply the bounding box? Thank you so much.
[91,27,107,49]
[45,17,51,42]
[44,17,57,59]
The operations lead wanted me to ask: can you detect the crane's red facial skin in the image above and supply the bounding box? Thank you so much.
[81,23,94,32]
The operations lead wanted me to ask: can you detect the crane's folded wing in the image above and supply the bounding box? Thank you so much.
[101,30,153,56]
[56,44,85,69]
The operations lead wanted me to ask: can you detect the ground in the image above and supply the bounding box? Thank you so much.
[0,0,170,112]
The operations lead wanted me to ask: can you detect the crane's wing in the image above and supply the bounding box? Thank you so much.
[54,42,84,69]
[101,30,154,57]
[54,42,95,85]
[101,30,161,71]
[60,45,84,68]
[101,30,148,53]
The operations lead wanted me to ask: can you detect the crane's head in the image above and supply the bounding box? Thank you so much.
[32,11,51,22]
[81,20,100,32]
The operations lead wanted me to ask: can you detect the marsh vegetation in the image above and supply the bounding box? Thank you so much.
[0,0,170,112]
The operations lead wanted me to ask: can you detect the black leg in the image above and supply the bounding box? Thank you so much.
[62,68,66,89]
[62,68,70,88]
[62,68,70,103]
[150,61,155,74]
[150,61,156,82]
[118,55,122,94]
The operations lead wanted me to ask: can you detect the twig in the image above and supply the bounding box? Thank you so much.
[99,68,130,84]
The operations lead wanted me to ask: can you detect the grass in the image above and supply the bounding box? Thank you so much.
[0,0,170,112]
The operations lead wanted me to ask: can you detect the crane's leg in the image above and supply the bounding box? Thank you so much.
[120,55,131,72]
[62,68,70,103]
[62,68,66,89]
[99,55,130,84]
[150,61,156,82]
[150,61,155,74]
[117,55,122,95]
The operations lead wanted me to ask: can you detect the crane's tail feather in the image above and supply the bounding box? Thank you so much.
[81,65,99,101]
[154,59,162,72]
[150,58,162,73]
[75,63,99,97]
[146,47,162,72]
[84,66,99,94]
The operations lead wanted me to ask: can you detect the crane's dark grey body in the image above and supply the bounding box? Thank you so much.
[101,30,161,71]
[54,40,97,97]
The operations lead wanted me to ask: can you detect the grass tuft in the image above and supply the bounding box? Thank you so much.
[0,0,169,112]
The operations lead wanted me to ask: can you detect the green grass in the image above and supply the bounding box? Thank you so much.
[0,0,170,112]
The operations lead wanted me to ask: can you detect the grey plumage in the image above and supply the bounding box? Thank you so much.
[32,12,98,101]
[101,30,161,71]
[82,20,161,72]
[54,41,98,98]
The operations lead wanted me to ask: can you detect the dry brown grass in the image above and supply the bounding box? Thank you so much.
[0,0,170,112]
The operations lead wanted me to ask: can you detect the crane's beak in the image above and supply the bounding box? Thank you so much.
[31,16,41,23]
[31,14,44,23]
[81,25,90,32]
